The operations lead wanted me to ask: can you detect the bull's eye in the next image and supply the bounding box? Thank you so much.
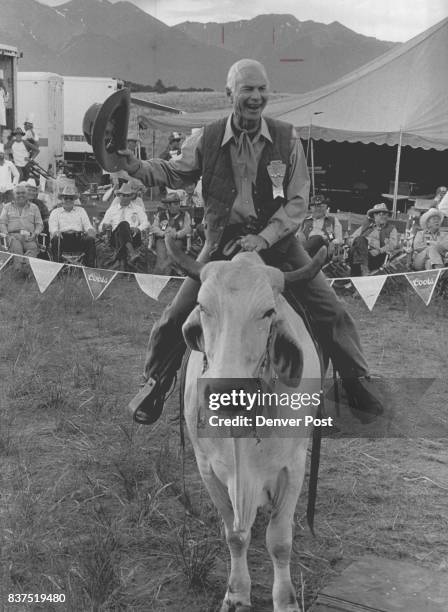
[262,308,275,319]
[198,304,210,317]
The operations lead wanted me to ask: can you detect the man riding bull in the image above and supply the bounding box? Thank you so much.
[111,59,383,425]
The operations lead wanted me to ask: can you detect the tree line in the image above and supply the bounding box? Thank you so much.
[124,79,214,93]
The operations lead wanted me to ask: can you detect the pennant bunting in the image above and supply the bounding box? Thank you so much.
[404,269,441,305]
[0,251,12,271]
[351,275,387,311]
[135,273,171,300]
[29,258,64,293]
[83,267,117,300]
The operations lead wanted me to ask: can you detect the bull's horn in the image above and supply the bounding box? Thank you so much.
[283,246,327,283]
[165,232,204,281]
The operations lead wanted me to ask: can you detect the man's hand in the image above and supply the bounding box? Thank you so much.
[239,234,268,252]
[116,149,142,174]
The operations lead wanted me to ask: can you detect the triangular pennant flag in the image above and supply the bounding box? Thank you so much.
[83,267,117,300]
[0,251,12,271]
[405,269,441,305]
[135,273,171,300]
[351,275,387,311]
[29,258,64,293]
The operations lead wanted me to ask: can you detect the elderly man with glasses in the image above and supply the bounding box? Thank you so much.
[0,181,43,268]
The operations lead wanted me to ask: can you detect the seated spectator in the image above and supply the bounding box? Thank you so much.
[349,203,399,276]
[48,185,96,266]
[184,179,204,210]
[10,128,39,180]
[412,208,448,270]
[150,192,191,274]
[297,194,342,257]
[0,143,19,205]
[0,182,43,269]
[433,186,447,207]
[106,180,145,211]
[26,178,50,233]
[99,182,149,267]
[160,132,182,161]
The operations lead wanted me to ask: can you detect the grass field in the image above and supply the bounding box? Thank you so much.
[1,268,448,611]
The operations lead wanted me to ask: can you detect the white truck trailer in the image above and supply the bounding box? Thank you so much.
[62,76,120,156]
[17,72,64,173]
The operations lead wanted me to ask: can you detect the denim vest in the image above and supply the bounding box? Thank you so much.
[201,116,292,251]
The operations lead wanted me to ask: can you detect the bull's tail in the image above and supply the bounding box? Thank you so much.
[228,438,259,533]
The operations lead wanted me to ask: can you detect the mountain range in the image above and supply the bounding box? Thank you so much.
[0,0,397,92]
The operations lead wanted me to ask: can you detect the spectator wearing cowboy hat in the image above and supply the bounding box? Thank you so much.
[0,143,19,205]
[349,202,399,276]
[23,116,39,149]
[297,194,342,257]
[48,185,96,266]
[0,182,43,268]
[26,178,49,232]
[412,208,448,270]
[107,179,146,211]
[10,127,39,180]
[99,181,149,267]
[151,192,192,274]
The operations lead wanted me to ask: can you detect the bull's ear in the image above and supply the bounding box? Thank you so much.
[269,318,303,386]
[182,306,204,352]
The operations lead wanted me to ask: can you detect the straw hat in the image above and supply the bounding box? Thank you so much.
[367,203,391,218]
[420,208,444,230]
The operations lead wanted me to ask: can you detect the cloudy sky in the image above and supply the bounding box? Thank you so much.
[41,0,447,42]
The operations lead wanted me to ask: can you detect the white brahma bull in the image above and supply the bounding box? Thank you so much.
[170,241,325,612]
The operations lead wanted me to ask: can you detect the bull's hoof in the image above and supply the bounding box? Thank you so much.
[220,600,253,612]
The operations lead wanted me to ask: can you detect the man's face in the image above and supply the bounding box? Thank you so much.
[26,186,37,200]
[311,204,326,219]
[14,187,28,206]
[229,64,269,128]
[168,201,181,215]
[62,196,75,211]
[373,212,389,227]
[119,193,133,207]
[427,215,441,232]
[14,134,23,141]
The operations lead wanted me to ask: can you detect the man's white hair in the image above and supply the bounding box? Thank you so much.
[226,59,269,93]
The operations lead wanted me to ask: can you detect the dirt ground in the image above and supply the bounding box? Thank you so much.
[1,270,447,611]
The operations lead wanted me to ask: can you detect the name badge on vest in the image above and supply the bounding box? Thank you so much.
[267,160,286,199]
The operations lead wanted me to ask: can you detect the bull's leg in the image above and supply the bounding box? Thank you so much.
[267,467,303,612]
[197,462,252,611]
[220,522,252,612]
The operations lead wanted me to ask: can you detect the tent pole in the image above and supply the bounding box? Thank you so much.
[305,122,312,164]
[311,138,315,196]
[392,129,403,218]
